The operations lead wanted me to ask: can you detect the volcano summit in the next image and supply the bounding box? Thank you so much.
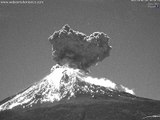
[0,25,160,120]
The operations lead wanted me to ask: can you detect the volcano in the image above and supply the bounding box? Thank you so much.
[0,65,160,120]
[0,25,160,120]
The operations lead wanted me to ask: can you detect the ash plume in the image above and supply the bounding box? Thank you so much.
[49,24,112,70]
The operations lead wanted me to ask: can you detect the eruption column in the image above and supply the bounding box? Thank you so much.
[49,25,112,70]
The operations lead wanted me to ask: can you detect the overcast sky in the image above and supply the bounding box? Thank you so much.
[0,0,160,101]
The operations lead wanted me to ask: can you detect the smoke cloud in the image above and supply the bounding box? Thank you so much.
[49,24,111,70]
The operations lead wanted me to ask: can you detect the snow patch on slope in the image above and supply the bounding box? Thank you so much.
[0,65,134,111]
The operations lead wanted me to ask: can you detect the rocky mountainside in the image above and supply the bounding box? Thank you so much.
[0,65,160,120]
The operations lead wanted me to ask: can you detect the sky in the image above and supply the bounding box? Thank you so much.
[0,0,160,101]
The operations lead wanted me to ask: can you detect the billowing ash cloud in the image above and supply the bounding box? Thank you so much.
[49,24,111,70]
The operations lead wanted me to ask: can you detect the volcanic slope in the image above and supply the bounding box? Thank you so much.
[0,65,160,120]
